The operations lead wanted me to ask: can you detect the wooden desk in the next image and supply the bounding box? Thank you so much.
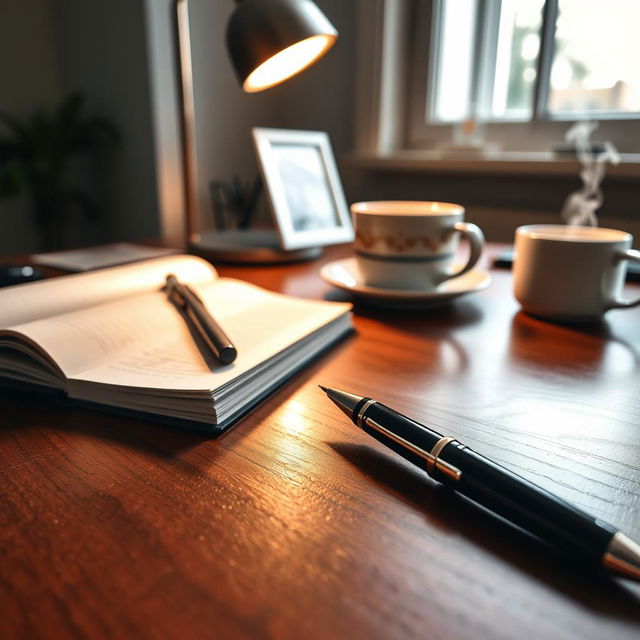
[2,245,639,639]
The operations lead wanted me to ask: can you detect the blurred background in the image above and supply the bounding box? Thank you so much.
[1,0,639,255]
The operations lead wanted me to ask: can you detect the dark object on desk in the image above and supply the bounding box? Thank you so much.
[31,243,178,272]
[165,274,237,364]
[209,175,263,231]
[493,246,640,282]
[192,229,322,265]
[0,265,43,287]
[320,386,640,583]
[553,143,608,156]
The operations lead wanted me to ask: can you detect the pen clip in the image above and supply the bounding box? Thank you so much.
[363,417,462,482]
[425,436,460,482]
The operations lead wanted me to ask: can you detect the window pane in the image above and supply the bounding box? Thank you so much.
[548,0,640,116]
[431,0,477,122]
[491,0,545,119]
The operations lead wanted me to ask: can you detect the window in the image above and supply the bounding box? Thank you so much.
[406,0,640,153]
[546,0,640,117]
[431,0,546,123]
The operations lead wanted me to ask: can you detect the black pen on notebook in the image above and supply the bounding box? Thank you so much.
[320,386,640,582]
[165,274,237,364]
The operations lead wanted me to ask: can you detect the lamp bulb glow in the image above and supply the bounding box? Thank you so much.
[243,34,336,93]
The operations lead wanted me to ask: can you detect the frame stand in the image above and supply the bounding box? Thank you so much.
[191,229,322,264]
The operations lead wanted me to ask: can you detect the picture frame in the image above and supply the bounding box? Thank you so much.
[252,128,354,251]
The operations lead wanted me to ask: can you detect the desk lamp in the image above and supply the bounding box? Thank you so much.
[175,0,338,262]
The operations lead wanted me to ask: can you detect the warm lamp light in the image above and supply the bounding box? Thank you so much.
[175,0,338,262]
[243,34,335,93]
[227,0,337,93]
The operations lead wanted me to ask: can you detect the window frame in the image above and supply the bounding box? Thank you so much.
[396,0,640,153]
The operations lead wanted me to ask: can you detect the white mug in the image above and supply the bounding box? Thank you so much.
[513,224,640,321]
[351,201,485,290]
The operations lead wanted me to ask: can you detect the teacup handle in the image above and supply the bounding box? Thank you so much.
[608,249,640,310]
[439,222,485,283]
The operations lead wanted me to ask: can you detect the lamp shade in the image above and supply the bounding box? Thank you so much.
[226,0,338,93]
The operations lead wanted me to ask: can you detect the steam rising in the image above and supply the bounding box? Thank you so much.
[560,121,620,227]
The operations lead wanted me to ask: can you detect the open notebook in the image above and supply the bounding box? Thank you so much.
[0,255,352,431]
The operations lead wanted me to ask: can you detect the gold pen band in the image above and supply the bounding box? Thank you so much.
[356,399,377,428]
[362,415,462,482]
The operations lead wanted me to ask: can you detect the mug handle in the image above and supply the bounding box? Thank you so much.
[439,222,485,283]
[608,249,640,310]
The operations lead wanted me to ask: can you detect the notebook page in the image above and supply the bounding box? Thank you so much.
[66,278,351,392]
[4,278,350,388]
[1,281,234,378]
[0,254,216,328]
[73,317,351,424]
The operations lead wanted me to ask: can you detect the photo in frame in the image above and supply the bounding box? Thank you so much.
[252,128,354,250]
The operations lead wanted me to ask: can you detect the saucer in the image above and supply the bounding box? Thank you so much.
[320,257,491,308]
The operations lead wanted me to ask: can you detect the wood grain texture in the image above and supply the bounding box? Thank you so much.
[1,244,639,640]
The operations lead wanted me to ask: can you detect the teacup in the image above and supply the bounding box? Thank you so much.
[513,224,640,321]
[350,201,485,290]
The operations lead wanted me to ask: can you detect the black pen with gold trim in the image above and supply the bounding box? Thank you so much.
[320,386,640,582]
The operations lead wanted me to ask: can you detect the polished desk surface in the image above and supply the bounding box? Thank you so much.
[1,245,639,640]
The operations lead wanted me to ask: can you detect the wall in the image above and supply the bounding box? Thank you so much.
[52,0,160,245]
[0,0,61,254]
[274,0,357,167]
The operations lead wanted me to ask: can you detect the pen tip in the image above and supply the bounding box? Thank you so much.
[318,385,329,393]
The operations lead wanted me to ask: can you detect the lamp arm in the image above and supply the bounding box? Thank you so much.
[174,0,200,247]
